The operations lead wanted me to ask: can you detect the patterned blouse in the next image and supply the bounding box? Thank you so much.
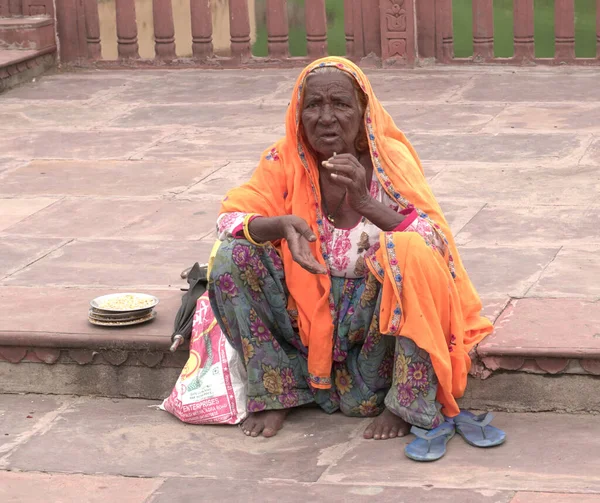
[217,177,445,279]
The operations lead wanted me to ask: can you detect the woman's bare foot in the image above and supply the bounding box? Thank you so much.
[363,408,411,440]
[240,410,289,438]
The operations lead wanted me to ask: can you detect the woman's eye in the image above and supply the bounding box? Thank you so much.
[335,102,349,109]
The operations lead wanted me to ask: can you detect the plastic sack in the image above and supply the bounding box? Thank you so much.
[161,293,247,425]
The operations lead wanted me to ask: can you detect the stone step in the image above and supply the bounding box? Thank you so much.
[0,16,55,51]
[0,16,56,92]
[0,286,598,413]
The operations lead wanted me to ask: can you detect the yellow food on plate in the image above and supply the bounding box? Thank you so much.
[97,294,155,311]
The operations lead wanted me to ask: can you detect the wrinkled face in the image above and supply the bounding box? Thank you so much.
[300,72,363,159]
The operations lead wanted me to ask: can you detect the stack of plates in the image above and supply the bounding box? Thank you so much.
[89,293,159,327]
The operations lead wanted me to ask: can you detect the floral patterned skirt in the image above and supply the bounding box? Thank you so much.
[208,238,444,430]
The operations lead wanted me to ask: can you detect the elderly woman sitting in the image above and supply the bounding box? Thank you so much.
[208,57,504,461]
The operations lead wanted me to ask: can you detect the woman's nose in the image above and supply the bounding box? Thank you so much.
[319,104,335,124]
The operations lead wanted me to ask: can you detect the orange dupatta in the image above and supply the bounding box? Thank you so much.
[219,57,493,412]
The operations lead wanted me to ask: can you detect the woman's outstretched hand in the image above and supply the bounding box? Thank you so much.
[248,215,327,275]
[321,153,371,213]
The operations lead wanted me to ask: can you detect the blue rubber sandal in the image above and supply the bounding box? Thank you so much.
[452,411,506,448]
[404,421,455,462]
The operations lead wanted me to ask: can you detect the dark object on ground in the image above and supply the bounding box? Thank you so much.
[170,263,209,352]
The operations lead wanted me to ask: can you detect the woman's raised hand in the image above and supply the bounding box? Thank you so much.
[321,153,372,213]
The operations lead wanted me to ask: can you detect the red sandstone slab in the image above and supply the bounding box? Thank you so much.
[581,138,600,165]
[464,72,600,102]
[3,74,130,101]
[0,286,181,349]
[0,197,58,231]
[113,199,222,240]
[152,478,514,503]
[384,104,505,133]
[511,493,600,503]
[430,164,600,207]
[182,161,257,196]
[436,199,486,235]
[485,105,600,133]
[458,246,561,298]
[114,72,291,104]
[0,49,38,67]
[0,394,65,450]
[410,133,582,163]
[0,237,64,278]
[455,205,600,248]
[140,128,284,162]
[0,130,165,160]
[3,199,165,238]
[0,103,131,130]
[2,239,213,288]
[0,160,222,197]
[6,403,360,482]
[0,472,162,503]
[481,298,510,324]
[528,247,600,299]
[321,413,600,493]
[113,104,287,129]
[478,298,600,358]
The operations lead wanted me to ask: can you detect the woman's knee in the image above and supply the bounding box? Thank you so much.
[210,238,261,281]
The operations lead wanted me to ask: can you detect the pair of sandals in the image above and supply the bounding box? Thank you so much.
[405,411,506,462]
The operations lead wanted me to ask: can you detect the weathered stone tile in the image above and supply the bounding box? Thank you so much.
[0,286,180,337]
[112,104,287,129]
[151,478,515,503]
[0,130,166,160]
[436,199,486,235]
[484,105,600,133]
[140,128,284,162]
[430,164,600,206]
[464,73,600,102]
[114,200,222,240]
[510,492,600,503]
[114,72,292,104]
[3,199,164,238]
[581,138,600,165]
[7,402,360,482]
[455,205,600,247]
[0,471,162,503]
[2,75,130,101]
[0,237,64,278]
[0,103,131,130]
[481,297,510,324]
[384,104,504,133]
[0,395,67,451]
[182,161,256,196]
[321,413,600,493]
[2,239,213,288]
[356,72,474,103]
[480,299,600,356]
[409,133,582,162]
[527,247,600,299]
[0,198,58,231]
[0,160,221,197]
[459,247,560,297]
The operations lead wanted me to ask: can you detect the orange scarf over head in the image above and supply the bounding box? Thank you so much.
[220,57,492,399]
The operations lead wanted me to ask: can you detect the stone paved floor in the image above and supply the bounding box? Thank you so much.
[1,67,600,500]
[1,394,600,502]
[0,66,599,361]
